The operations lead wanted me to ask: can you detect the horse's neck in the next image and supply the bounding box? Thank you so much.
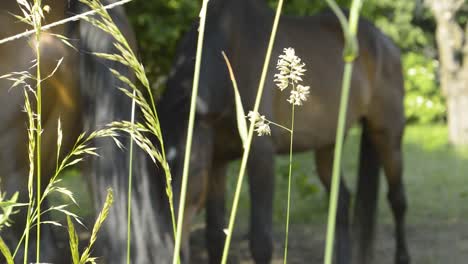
[207,0,273,50]
[243,0,271,15]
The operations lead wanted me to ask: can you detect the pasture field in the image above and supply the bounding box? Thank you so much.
[186,124,468,263]
[54,124,468,263]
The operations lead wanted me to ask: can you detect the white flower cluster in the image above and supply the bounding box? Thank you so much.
[247,48,310,137]
[274,48,310,106]
[248,111,271,136]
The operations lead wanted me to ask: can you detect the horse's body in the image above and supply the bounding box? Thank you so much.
[161,0,408,263]
[0,1,172,263]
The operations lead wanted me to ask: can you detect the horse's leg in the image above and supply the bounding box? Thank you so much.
[315,145,351,264]
[206,162,227,264]
[247,138,274,264]
[369,127,409,264]
[353,121,381,264]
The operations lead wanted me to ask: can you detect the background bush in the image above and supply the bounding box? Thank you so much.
[403,52,445,123]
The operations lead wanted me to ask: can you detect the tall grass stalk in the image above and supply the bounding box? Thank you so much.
[1,1,134,262]
[9,1,48,262]
[322,1,362,264]
[222,50,303,264]
[126,90,136,263]
[9,125,121,260]
[32,1,44,261]
[323,62,352,264]
[67,188,115,264]
[79,188,113,263]
[0,55,120,258]
[172,0,210,263]
[77,1,178,261]
[283,103,295,264]
[221,1,285,263]
[23,89,34,264]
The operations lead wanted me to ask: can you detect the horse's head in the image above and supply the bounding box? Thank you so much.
[159,88,215,262]
[158,0,269,259]
[159,22,218,261]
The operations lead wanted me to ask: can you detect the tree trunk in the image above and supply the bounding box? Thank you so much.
[446,81,468,145]
[426,0,468,145]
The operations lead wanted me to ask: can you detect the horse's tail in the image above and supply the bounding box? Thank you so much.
[69,1,172,263]
[353,119,381,262]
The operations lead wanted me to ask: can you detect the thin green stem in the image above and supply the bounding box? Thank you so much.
[283,104,295,264]
[268,120,292,133]
[126,90,136,264]
[323,1,362,262]
[22,204,31,264]
[348,0,364,35]
[221,1,285,263]
[172,1,209,263]
[130,18,177,244]
[324,0,350,36]
[323,62,353,264]
[34,3,43,261]
[35,65,42,263]
[168,182,177,239]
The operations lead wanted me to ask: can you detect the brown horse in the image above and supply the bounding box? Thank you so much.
[0,1,172,263]
[160,0,408,263]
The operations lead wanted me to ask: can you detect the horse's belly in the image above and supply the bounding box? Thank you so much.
[272,93,361,153]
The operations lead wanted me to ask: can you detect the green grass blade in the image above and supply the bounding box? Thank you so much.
[323,1,363,263]
[222,51,248,148]
[126,90,137,264]
[0,236,14,264]
[283,104,295,264]
[67,216,80,264]
[323,62,353,264]
[221,0,285,263]
[172,1,210,263]
[80,188,114,263]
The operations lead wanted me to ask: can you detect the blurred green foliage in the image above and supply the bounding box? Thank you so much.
[125,0,446,123]
[126,0,200,84]
[403,52,445,123]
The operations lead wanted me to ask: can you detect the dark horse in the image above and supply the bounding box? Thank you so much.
[160,0,409,263]
[0,1,172,263]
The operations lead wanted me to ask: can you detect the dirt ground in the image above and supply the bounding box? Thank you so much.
[190,220,468,264]
[57,126,468,264]
[189,126,468,264]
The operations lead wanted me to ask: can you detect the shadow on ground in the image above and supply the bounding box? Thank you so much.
[190,125,468,263]
[191,221,468,264]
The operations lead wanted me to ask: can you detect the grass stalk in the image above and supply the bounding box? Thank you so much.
[283,104,295,264]
[126,90,136,263]
[23,198,32,262]
[323,62,353,264]
[78,0,178,259]
[172,0,210,263]
[31,1,44,262]
[34,23,43,264]
[220,0,285,263]
[2,1,129,262]
[323,1,362,263]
